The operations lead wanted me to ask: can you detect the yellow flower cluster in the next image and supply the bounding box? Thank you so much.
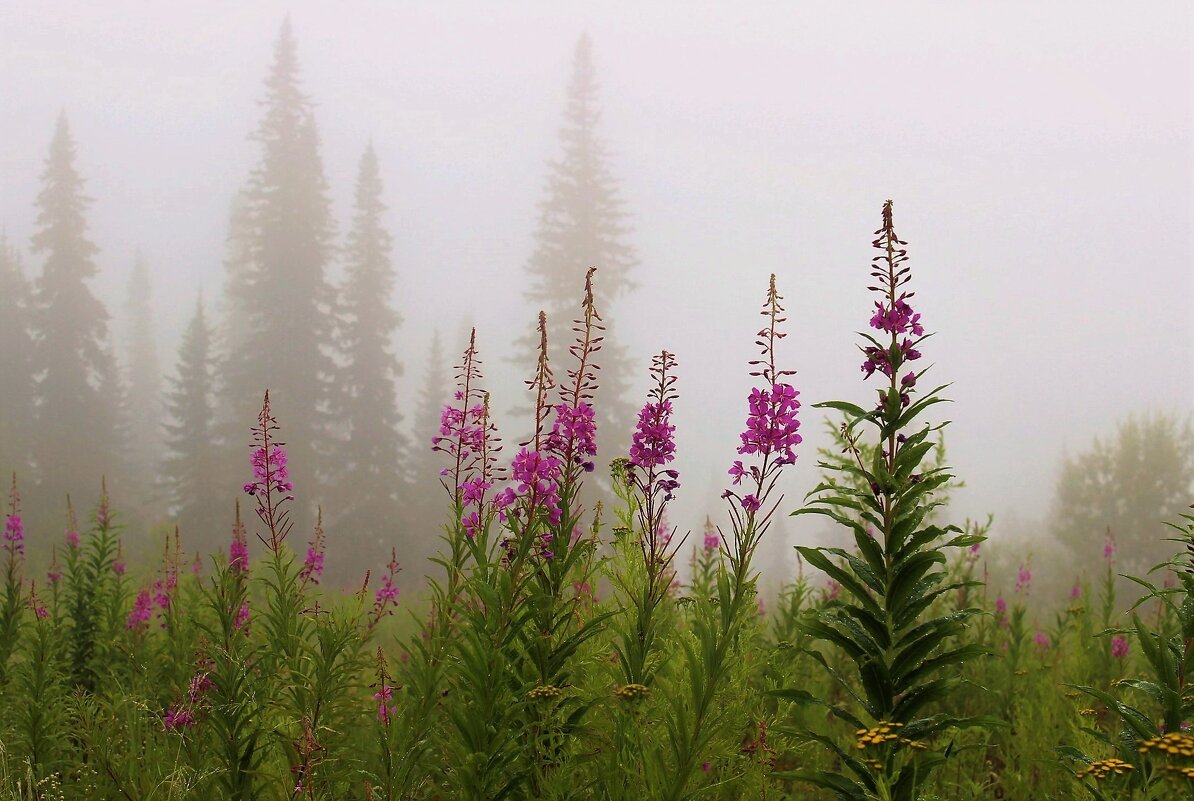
[1162,764,1194,780]
[1140,732,1194,758]
[1076,758,1133,779]
[853,722,926,751]
[614,683,650,701]
[527,685,562,700]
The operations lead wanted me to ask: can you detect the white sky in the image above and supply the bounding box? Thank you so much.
[2,1,1191,572]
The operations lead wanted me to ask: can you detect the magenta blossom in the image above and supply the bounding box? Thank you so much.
[127,590,153,630]
[510,447,564,527]
[1033,631,1050,651]
[3,514,23,559]
[736,383,802,466]
[229,525,249,575]
[546,402,597,473]
[374,683,399,724]
[1111,636,1129,659]
[234,600,251,633]
[629,400,676,470]
[1015,564,1032,595]
[244,444,293,501]
[163,706,195,731]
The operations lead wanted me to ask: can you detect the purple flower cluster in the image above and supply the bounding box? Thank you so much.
[1111,635,1129,659]
[861,340,922,380]
[234,600,251,633]
[375,683,398,724]
[735,382,802,467]
[3,514,23,559]
[630,400,676,470]
[164,671,214,732]
[243,444,293,502]
[486,448,565,553]
[229,523,249,575]
[372,550,401,621]
[127,590,153,630]
[546,402,597,473]
[1015,564,1032,595]
[869,296,924,338]
[299,519,325,585]
[433,396,487,467]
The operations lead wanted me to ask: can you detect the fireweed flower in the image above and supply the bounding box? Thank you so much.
[1111,635,1129,659]
[630,399,677,472]
[432,331,506,542]
[370,549,401,626]
[47,547,61,586]
[1033,631,1050,651]
[374,683,399,724]
[626,351,681,564]
[432,330,503,493]
[4,475,23,561]
[299,510,326,585]
[229,502,249,575]
[1104,535,1116,563]
[28,581,48,620]
[1015,564,1032,595]
[64,499,79,550]
[546,267,603,479]
[245,392,295,548]
[234,600,251,633]
[724,275,799,525]
[127,590,153,630]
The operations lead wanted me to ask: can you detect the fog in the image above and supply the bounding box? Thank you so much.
[2,1,1191,583]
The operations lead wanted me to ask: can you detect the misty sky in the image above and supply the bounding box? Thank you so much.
[2,1,1191,570]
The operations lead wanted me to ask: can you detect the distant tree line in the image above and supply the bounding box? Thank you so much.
[0,21,636,583]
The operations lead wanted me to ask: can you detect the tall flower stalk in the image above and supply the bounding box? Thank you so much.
[782,201,985,801]
[656,274,801,801]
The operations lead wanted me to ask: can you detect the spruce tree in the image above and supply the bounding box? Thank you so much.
[28,113,124,508]
[218,19,336,529]
[162,297,222,550]
[518,33,638,473]
[123,252,162,495]
[0,238,35,481]
[328,143,406,555]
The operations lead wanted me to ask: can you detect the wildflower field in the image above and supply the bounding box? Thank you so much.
[0,202,1191,801]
